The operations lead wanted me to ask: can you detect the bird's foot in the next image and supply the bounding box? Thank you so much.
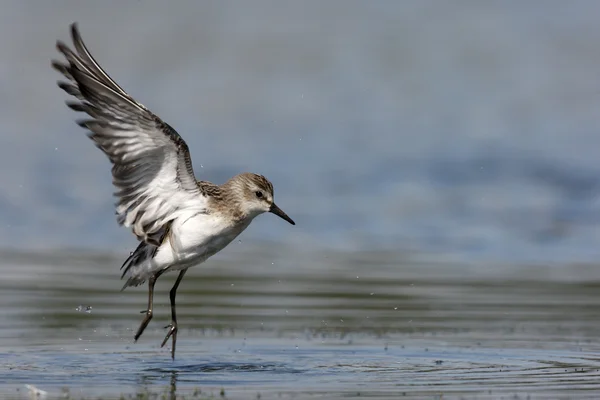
[134,309,153,342]
[161,322,178,360]
[161,323,177,347]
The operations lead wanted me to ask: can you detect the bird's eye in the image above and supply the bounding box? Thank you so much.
[255,191,263,198]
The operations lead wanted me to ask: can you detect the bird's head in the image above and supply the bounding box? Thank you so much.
[225,173,295,225]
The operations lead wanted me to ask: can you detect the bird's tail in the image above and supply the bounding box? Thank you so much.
[120,223,172,290]
[120,241,156,290]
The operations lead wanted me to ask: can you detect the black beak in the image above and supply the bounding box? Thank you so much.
[269,203,295,225]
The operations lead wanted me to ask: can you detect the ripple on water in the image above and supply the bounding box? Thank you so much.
[2,250,600,398]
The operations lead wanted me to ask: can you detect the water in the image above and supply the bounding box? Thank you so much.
[2,2,600,398]
[1,2,600,263]
[2,248,600,399]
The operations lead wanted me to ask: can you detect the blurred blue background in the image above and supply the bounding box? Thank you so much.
[1,0,600,264]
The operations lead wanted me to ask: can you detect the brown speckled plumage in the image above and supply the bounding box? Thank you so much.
[204,173,275,221]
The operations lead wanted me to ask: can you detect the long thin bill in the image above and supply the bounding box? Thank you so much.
[269,203,295,225]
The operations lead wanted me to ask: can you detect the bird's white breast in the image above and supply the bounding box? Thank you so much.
[152,211,251,271]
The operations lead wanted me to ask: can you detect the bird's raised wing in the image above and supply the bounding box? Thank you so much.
[52,23,206,246]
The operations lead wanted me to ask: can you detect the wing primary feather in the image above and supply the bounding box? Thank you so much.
[53,23,205,248]
[70,23,131,99]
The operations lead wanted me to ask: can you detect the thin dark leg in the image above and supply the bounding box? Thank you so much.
[134,271,163,342]
[161,269,187,360]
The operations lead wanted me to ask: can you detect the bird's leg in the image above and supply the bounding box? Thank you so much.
[134,271,163,342]
[161,269,187,360]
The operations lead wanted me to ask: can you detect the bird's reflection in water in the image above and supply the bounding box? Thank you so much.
[136,369,178,400]
[168,371,177,400]
[137,361,301,399]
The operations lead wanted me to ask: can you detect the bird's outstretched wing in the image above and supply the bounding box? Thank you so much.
[52,23,205,246]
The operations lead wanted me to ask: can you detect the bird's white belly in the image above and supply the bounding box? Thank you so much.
[152,212,250,271]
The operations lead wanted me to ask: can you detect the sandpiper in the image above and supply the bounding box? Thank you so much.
[52,23,295,360]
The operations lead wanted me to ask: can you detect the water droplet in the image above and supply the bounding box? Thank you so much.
[75,305,83,312]
[295,345,299,349]
[230,283,234,287]
[370,292,374,296]
[394,307,398,310]
[356,276,359,279]
[85,306,92,313]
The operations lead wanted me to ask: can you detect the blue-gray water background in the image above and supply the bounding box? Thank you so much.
[2,0,600,263]
[3,1,600,399]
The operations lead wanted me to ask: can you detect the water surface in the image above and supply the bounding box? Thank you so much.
[2,248,600,399]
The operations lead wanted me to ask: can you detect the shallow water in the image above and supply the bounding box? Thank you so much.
[3,248,600,399]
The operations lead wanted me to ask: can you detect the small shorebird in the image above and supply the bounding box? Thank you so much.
[52,23,295,360]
